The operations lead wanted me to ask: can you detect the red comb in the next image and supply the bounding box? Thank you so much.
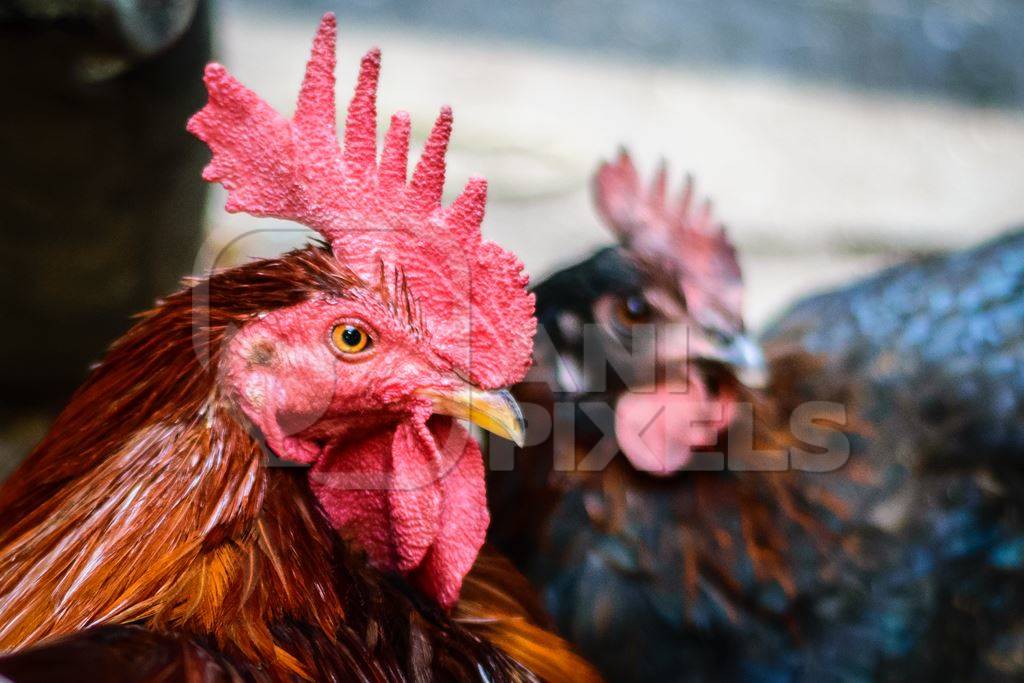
[188,14,535,388]
[594,149,743,332]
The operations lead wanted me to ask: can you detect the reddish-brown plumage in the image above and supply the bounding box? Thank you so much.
[0,247,597,681]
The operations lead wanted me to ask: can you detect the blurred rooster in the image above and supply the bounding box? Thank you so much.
[488,151,1024,681]
[0,15,597,682]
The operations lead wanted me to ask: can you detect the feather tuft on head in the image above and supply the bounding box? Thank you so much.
[187,13,534,389]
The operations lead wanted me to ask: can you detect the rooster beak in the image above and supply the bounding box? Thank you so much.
[721,335,769,389]
[418,385,527,447]
[689,331,769,390]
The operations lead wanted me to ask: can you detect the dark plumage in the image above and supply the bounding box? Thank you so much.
[764,228,1024,463]
[489,153,1024,681]
[492,244,830,682]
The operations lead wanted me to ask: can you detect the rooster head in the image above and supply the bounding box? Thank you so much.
[188,14,535,608]
[533,151,765,476]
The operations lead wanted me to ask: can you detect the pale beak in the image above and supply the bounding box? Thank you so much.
[418,385,527,447]
[691,332,769,390]
[721,334,769,389]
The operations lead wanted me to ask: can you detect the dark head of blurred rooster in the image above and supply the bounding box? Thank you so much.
[488,153,777,553]
[529,152,767,475]
[0,14,597,681]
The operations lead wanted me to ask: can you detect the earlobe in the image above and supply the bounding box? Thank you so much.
[236,373,323,465]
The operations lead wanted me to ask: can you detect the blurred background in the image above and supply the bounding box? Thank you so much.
[2,0,1023,471]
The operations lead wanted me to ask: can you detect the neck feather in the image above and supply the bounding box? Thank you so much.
[0,250,350,670]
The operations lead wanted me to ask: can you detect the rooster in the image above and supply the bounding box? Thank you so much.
[0,15,597,682]
[488,151,1024,681]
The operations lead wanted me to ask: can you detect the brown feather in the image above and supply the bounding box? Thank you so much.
[0,246,587,681]
[456,547,602,683]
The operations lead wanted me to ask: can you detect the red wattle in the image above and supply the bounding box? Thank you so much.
[615,381,736,476]
[307,415,488,608]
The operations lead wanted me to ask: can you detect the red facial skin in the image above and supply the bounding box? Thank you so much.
[223,289,488,608]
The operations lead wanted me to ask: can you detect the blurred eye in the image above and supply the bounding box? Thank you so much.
[331,324,371,354]
[616,295,652,326]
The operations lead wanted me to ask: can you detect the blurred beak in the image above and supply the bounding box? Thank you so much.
[662,323,770,391]
[418,385,527,447]
[718,334,769,389]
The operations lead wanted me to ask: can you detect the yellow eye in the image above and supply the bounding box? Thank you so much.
[331,324,371,354]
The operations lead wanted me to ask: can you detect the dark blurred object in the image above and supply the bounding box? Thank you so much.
[0,0,210,410]
[1,0,201,57]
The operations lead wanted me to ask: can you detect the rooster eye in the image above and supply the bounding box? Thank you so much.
[616,295,652,326]
[331,324,371,354]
